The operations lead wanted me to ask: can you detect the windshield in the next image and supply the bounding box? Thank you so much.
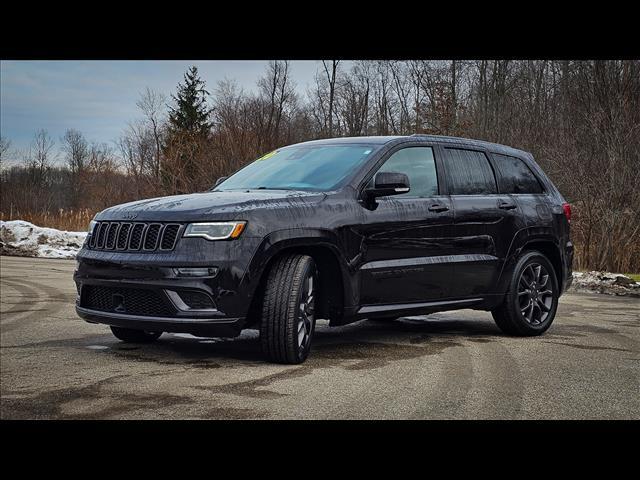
[215,144,379,192]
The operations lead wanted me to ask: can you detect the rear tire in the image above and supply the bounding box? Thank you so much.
[492,251,559,336]
[260,254,317,364]
[110,326,162,343]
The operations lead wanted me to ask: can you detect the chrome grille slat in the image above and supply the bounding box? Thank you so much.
[143,223,162,251]
[96,222,108,248]
[160,224,181,251]
[88,225,98,248]
[105,222,119,249]
[128,223,146,250]
[116,223,132,250]
[89,221,181,252]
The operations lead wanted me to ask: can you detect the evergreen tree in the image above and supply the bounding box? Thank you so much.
[168,66,212,137]
[162,66,213,194]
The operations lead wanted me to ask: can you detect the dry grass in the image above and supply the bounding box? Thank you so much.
[0,208,95,232]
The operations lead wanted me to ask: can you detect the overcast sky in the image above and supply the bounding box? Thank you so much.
[0,60,327,164]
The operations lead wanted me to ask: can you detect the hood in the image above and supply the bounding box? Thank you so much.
[96,190,327,222]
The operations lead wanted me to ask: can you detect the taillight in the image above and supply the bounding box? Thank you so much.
[562,203,571,223]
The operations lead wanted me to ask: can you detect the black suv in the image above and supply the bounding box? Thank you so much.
[74,135,573,364]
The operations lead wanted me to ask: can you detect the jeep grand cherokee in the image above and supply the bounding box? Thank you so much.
[74,135,573,364]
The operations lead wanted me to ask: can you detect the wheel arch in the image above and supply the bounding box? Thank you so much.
[497,229,565,295]
[242,229,353,327]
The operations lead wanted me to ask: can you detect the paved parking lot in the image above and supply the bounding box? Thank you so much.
[1,255,638,419]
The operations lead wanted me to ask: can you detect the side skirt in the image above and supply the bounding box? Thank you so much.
[329,294,507,326]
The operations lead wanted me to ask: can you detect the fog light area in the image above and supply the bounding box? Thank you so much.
[173,267,218,277]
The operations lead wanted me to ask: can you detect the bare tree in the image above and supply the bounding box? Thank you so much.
[0,136,11,164]
[322,60,340,136]
[29,129,56,171]
[136,87,166,179]
[257,60,297,150]
[309,60,341,137]
[338,62,371,136]
[24,129,56,198]
[62,129,89,207]
[62,129,88,174]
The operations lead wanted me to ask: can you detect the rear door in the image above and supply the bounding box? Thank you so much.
[441,146,521,298]
[354,143,456,305]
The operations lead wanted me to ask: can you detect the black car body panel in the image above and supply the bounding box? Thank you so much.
[74,134,573,336]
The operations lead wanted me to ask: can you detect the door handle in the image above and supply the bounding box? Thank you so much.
[498,201,517,210]
[428,204,449,213]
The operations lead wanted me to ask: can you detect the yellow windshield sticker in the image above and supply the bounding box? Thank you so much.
[257,150,278,161]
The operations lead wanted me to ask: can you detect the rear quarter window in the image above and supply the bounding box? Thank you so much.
[491,153,543,194]
[443,148,497,195]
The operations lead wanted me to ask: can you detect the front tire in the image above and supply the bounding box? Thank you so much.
[260,254,317,364]
[110,326,162,343]
[492,251,559,336]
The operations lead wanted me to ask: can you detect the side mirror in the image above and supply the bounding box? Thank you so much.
[365,171,410,200]
[214,176,228,188]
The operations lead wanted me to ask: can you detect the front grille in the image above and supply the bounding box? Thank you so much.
[88,222,182,252]
[81,285,176,317]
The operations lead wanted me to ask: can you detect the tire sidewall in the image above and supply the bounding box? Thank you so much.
[294,259,317,362]
[510,252,559,334]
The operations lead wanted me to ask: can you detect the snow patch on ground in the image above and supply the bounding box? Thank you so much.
[570,271,640,297]
[0,220,87,259]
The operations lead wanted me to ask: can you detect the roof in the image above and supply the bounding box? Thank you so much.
[293,136,405,146]
[291,134,531,158]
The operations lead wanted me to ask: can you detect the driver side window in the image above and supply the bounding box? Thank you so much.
[370,146,439,197]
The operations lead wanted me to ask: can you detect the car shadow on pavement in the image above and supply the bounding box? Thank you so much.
[104,316,503,367]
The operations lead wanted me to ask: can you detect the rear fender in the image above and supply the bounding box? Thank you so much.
[496,227,561,294]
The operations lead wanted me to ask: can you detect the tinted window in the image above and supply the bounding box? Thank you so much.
[492,153,543,194]
[217,145,379,192]
[443,148,497,195]
[372,146,438,197]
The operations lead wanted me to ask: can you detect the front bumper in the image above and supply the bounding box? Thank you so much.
[73,235,263,336]
[76,306,245,337]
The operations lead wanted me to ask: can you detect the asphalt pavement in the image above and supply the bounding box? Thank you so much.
[1,255,638,419]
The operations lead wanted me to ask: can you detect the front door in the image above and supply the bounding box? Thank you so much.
[354,145,456,306]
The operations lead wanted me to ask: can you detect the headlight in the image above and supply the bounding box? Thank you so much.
[183,221,246,241]
[88,220,97,234]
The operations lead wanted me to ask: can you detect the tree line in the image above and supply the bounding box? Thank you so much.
[1,60,639,272]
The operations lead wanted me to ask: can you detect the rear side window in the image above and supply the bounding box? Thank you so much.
[371,146,438,197]
[492,153,543,194]
[443,148,497,195]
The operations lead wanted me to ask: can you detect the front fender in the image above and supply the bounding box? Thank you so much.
[239,228,358,320]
